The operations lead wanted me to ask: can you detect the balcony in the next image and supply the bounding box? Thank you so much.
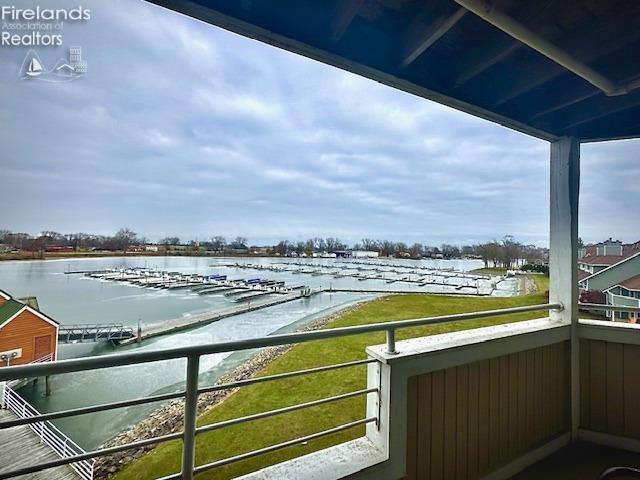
[2,304,640,480]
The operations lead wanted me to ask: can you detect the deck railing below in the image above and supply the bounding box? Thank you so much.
[1,385,94,480]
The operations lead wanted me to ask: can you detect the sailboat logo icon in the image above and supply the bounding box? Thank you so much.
[19,48,87,82]
[25,57,44,77]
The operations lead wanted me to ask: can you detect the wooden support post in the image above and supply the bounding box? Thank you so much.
[549,136,580,441]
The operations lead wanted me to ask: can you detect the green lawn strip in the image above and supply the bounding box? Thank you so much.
[470,267,507,275]
[528,274,549,294]
[115,293,548,480]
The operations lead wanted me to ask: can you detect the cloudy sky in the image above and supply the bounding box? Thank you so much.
[1,0,638,246]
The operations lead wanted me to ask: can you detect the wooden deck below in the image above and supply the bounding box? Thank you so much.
[0,409,80,480]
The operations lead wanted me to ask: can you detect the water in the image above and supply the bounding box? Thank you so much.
[0,256,513,448]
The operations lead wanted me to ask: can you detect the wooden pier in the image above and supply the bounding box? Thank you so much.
[0,385,92,480]
[119,289,320,345]
[326,288,490,296]
[0,410,80,480]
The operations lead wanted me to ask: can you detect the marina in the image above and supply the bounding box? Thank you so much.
[0,256,515,451]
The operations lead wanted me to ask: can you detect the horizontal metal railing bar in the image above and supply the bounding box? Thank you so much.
[191,416,378,475]
[0,303,559,381]
[0,409,378,479]
[0,358,376,429]
[0,429,184,480]
[196,387,378,435]
[197,358,376,395]
[0,390,186,429]
[579,302,640,312]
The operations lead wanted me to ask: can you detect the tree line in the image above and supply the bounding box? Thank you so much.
[0,229,548,266]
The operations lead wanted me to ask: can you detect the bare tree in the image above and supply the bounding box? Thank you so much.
[233,236,248,248]
[210,236,226,252]
[114,228,138,252]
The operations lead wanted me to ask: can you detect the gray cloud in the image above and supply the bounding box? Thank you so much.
[0,0,637,246]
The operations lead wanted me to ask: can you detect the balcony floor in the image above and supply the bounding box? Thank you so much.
[511,441,640,480]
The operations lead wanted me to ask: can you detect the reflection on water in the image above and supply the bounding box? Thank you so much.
[0,256,512,448]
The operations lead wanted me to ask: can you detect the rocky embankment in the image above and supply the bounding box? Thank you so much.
[94,298,377,479]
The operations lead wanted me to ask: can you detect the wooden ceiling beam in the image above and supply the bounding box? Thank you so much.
[330,0,364,44]
[453,40,521,87]
[563,95,640,130]
[493,4,640,106]
[531,89,600,120]
[401,7,467,67]
[451,0,558,88]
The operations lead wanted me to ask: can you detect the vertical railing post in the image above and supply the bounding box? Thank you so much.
[385,329,396,354]
[181,354,200,480]
[549,136,580,442]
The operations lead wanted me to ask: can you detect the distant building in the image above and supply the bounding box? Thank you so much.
[45,245,74,253]
[0,289,58,366]
[352,251,379,258]
[579,239,640,322]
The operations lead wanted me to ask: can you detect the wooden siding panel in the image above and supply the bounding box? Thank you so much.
[534,346,544,444]
[606,342,624,435]
[0,310,56,365]
[431,370,445,480]
[498,356,510,463]
[580,339,591,429]
[443,368,458,480]
[406,375,418,480]
[508,354,518,458]
[455,365,468,480]
[623,344,640,438]
[488,357,500,469]
[477,360,490,476]
[517,351,527,453]
[406,342,570,480]
[577,341,640,441]
[589,340,608,432]
[467,362,479,480]
[417,374,432,479]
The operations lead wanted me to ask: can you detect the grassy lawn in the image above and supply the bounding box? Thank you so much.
[115,292,550,480]
[529,273,550,294]
[470,267,508,275]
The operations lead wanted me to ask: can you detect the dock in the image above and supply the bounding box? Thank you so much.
[119,289,320,345]
[326,288,490,296]
[0,386,92,480]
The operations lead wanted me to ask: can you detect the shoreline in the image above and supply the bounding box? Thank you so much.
[0,252,475,262]
[93,297,381,479]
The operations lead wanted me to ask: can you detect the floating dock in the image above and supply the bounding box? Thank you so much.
[119,289,321,345]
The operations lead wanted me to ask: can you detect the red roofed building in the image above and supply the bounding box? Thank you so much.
[579,240,640,322]
[0,289,58,367]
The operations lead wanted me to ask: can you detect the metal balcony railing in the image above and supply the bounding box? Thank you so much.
[579,303,640,313]
[0,302,559,480]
